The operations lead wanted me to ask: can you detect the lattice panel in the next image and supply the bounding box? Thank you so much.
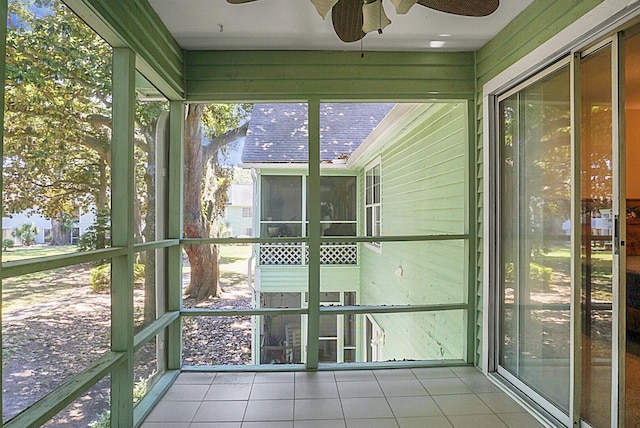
[306,244,358,265]
[260,244,303,265]
[259,244,358,265]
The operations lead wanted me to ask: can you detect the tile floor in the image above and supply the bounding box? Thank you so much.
[140,366,546,428]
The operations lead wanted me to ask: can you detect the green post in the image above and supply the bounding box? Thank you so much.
[167,100,185,370]
[111,48,136,427]
[306,99,321,369]
[0,0,8,417]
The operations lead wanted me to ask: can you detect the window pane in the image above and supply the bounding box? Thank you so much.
[261,176,303,222]
[499,64,572,413]
[320,176,356,221]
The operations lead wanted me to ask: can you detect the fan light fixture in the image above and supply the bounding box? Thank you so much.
[228,0,500,43]
[311,0,409,35]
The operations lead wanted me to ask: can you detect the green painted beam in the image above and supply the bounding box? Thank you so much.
[182,308,308,317]
[307,100,321,370]
[179,234,468,245]
[111,47,137,428]
[133,239,180,253]
[180,305,467,317]
[133,370,180,428]
[466,99,477,365]
[133,311,180,352]
[63,0,185,99]
[4,352,125,428]
[0,0,8,417]
[167,101,185,371]
[1,247,127,279]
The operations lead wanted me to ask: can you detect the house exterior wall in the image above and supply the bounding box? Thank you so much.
[358,102,468,360]
[256,266,360,294]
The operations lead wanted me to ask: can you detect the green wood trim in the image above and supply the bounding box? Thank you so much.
[133,311,180,352]
[186,50,475,66]
[111,47,137,428]
[133,370,180,428]
[466,99,478,365]
[181,237,309,245]
[187,80,475,102]
[181,308,309,317]
[1,0,8,416]
[179,234,467,245]
[180,360,471,372]
[1,247,127,279]
[63,0,184,99]
[318,304,469,315]
[133,239,180,253]
[476,0,602,85]
[4,352,125,428]
[188,64,474,81]
[306,99,321,370]
[167,101,185,370]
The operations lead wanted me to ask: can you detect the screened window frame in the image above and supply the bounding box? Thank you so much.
[364,157,382,252]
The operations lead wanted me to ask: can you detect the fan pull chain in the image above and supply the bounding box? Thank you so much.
[361,38,364,58]
[378,0,383,34]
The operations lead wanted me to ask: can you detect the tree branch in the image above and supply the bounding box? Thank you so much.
[203,122,249,162]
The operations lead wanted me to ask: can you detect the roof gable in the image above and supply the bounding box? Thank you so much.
[242,103,395,163]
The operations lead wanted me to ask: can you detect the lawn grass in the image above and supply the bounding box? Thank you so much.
[2,244,79,262]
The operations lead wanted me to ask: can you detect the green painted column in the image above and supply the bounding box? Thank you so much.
[167,100,185,370]
[0,0,7,416]
[306,99,321,369]
[111,47,136,427]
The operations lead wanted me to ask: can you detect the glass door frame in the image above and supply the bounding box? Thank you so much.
[490,32,629,428]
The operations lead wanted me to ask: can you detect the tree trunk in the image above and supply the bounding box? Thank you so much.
[183,104,219,300]
[50,217,70,245]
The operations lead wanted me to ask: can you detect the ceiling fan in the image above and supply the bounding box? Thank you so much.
[226,0,499,42]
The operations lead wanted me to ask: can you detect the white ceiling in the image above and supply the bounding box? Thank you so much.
[148,0,535,52]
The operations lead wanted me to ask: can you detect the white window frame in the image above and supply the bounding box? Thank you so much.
[364,157,382,252]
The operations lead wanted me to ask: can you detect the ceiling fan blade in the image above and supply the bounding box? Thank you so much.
[226,0,261,4]
[332,0,365,43]
[417,0,499,17]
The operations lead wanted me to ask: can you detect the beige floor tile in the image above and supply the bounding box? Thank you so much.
[432,394,493,416]
[145,401,201,423]
[448,414,508,428]
[345,418,399,428]
[192,401,247,422]
[497,412,547,428]
[337,380,384,398]
[250,382,294,400]
[378,379,429,397]
[205,384,252,401]
[334,371,376,382]
[411,367,457,379]
[396,416,453,428]
[243,399,294,421]
[294,420,346,428]
[295,380,339,399]
[477,392,526,413]
[341,397,394,419]
[294,398,343,420]
[387,395,443,418]
[162,384,211,401]
[420,378,473,395]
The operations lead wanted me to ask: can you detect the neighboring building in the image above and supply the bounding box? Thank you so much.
[221,184,254,237]
[2,208,95,245]
[242,102,467,364]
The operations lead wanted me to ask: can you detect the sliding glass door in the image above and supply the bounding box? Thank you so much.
[498,62,573,423]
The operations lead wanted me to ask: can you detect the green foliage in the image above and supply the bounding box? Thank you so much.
[504,262,553,291]
[89,263,145,293]
[11,223,38,246]
[2,239,14,251]
[88,372,153,428]
[4,0,112,219]
[77,210,110,251]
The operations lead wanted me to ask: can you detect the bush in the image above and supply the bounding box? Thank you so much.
[89,373,153,428]
[2,239,14,251]
[90,263,145,293]
[12,223,38,246]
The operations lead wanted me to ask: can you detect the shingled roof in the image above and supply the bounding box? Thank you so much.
[242,103,395,163]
